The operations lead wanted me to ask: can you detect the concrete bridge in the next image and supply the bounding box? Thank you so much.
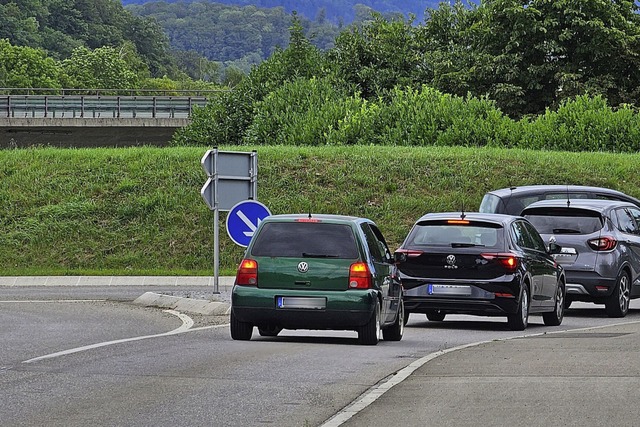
[0,92,216,147]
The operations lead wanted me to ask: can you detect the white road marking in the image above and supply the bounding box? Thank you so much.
[320,319,640,427]
[22,310,228,364]
[0,300,107,303]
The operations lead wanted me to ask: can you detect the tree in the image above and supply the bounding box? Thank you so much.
[60,45,140,90]
[0,39,61,90]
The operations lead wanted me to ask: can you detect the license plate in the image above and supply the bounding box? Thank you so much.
[276,296,326,309]
[428,284,472,296]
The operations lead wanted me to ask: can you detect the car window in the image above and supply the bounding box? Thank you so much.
[369,223,393,262]
[627,208,640,234]
[521,221,547,252]
[406,221,501,248]
[523,208,604,234]
[361,223,385,263]
[250,222,359,258]
[616,208,638,234]
[511,221,535,249]
[479,194,502,213]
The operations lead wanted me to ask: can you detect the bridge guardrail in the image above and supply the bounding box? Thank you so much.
[1,95,209,119]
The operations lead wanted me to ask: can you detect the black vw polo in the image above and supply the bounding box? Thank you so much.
[395,213,565,330]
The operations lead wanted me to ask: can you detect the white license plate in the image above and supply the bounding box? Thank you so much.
[428,284,472,296]
[276,296,326,309]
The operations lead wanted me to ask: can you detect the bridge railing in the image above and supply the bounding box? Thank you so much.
[1,95,210,119]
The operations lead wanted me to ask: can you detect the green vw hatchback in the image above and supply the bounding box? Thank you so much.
[230,214,404,345]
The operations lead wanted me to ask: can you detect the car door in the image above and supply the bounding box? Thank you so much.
[616,207,640,294]
[522,220,559,308]
[360,222,399,324]
[510,220,551,309]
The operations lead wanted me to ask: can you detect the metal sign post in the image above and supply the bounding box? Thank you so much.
[200,148,257,292]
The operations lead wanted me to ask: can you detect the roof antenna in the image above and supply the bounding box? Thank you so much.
[460,202,466,220]
[566,185,571,207]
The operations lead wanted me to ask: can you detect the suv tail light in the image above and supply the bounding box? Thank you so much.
[236,259,258,286]
[481,252,518,273]
[588,237,617,251]
[349,262,372,289]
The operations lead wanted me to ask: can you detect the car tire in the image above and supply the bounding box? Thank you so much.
[382,300,404,341]
[426,310,446,322]
[507,285,529,331]
[358,299,380,345]
[605,270,631,318]
[543,281,565,326]
[258,325,282,337]
[230,310,253,341]
[403,310,411,326]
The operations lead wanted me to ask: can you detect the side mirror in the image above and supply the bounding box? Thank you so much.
[548,242,562,254]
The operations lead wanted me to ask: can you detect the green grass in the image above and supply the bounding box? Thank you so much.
[2,145,640,276]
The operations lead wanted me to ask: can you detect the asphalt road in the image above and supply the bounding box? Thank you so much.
[2,285,640,427]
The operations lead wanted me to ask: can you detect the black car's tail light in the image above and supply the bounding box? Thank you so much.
[587,237,617,251]
[348,262,372,289]
[394,249,423,263]
[480,253,518,273]
[236,259,258,286]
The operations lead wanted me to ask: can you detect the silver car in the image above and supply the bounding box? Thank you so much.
[522,199,640,317]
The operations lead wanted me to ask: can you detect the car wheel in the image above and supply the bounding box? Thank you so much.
[230,310,253,341]
[605,270,630,318]
[507,285,529,331]
[358,299,380,345]
[258,325,282,337]
[403,310,411,326]
[382,300,404,341]
[426,310,446,322]
[543,281,565,326]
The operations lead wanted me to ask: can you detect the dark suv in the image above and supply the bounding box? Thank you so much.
[395,212,565,330]
[230,214,404,345]
[480,185,640,216]
[522,199,640,317]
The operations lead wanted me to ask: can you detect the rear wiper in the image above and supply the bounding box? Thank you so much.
[451,242,485,248]
[302,253,339,258]
[552,228,581,234]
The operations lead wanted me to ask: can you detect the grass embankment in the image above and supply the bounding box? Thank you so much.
[2,145,639,276]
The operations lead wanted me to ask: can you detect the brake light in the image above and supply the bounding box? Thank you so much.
[349,262,372,289]
[295,218,321,223]
[395,249,423,258]
[481,253,518,272]
[588,237,617,251]
[236,259,258,286]
[447,220,469,224]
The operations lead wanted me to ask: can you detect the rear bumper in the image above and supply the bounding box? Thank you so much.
[401,278,522,316]
[564,270,617,300]
[231,285,377,330]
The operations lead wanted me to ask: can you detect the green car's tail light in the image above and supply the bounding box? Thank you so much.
[236,259,258,286]
[349,262,372,289]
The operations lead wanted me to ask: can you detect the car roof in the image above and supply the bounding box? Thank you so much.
[522,199,637,213]
[414,212,518,226]
[262,213,371,224]
[486,185,637,200]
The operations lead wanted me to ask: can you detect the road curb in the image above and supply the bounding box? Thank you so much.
[133,291,231,316]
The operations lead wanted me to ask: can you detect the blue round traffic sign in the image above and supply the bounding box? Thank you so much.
[226,200,271,247]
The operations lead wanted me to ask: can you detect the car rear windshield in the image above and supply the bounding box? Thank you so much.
[405,220,502,248]
[524,208,604,234]
[250,222,359,258]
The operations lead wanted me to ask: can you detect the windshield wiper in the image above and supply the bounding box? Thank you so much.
[302,253,339,258]
[552,228,581,234]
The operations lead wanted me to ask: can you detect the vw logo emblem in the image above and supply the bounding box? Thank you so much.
[446,255,456,266]
[297,262,309,273]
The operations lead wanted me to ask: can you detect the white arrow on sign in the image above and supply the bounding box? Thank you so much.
[237,210,263,237]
